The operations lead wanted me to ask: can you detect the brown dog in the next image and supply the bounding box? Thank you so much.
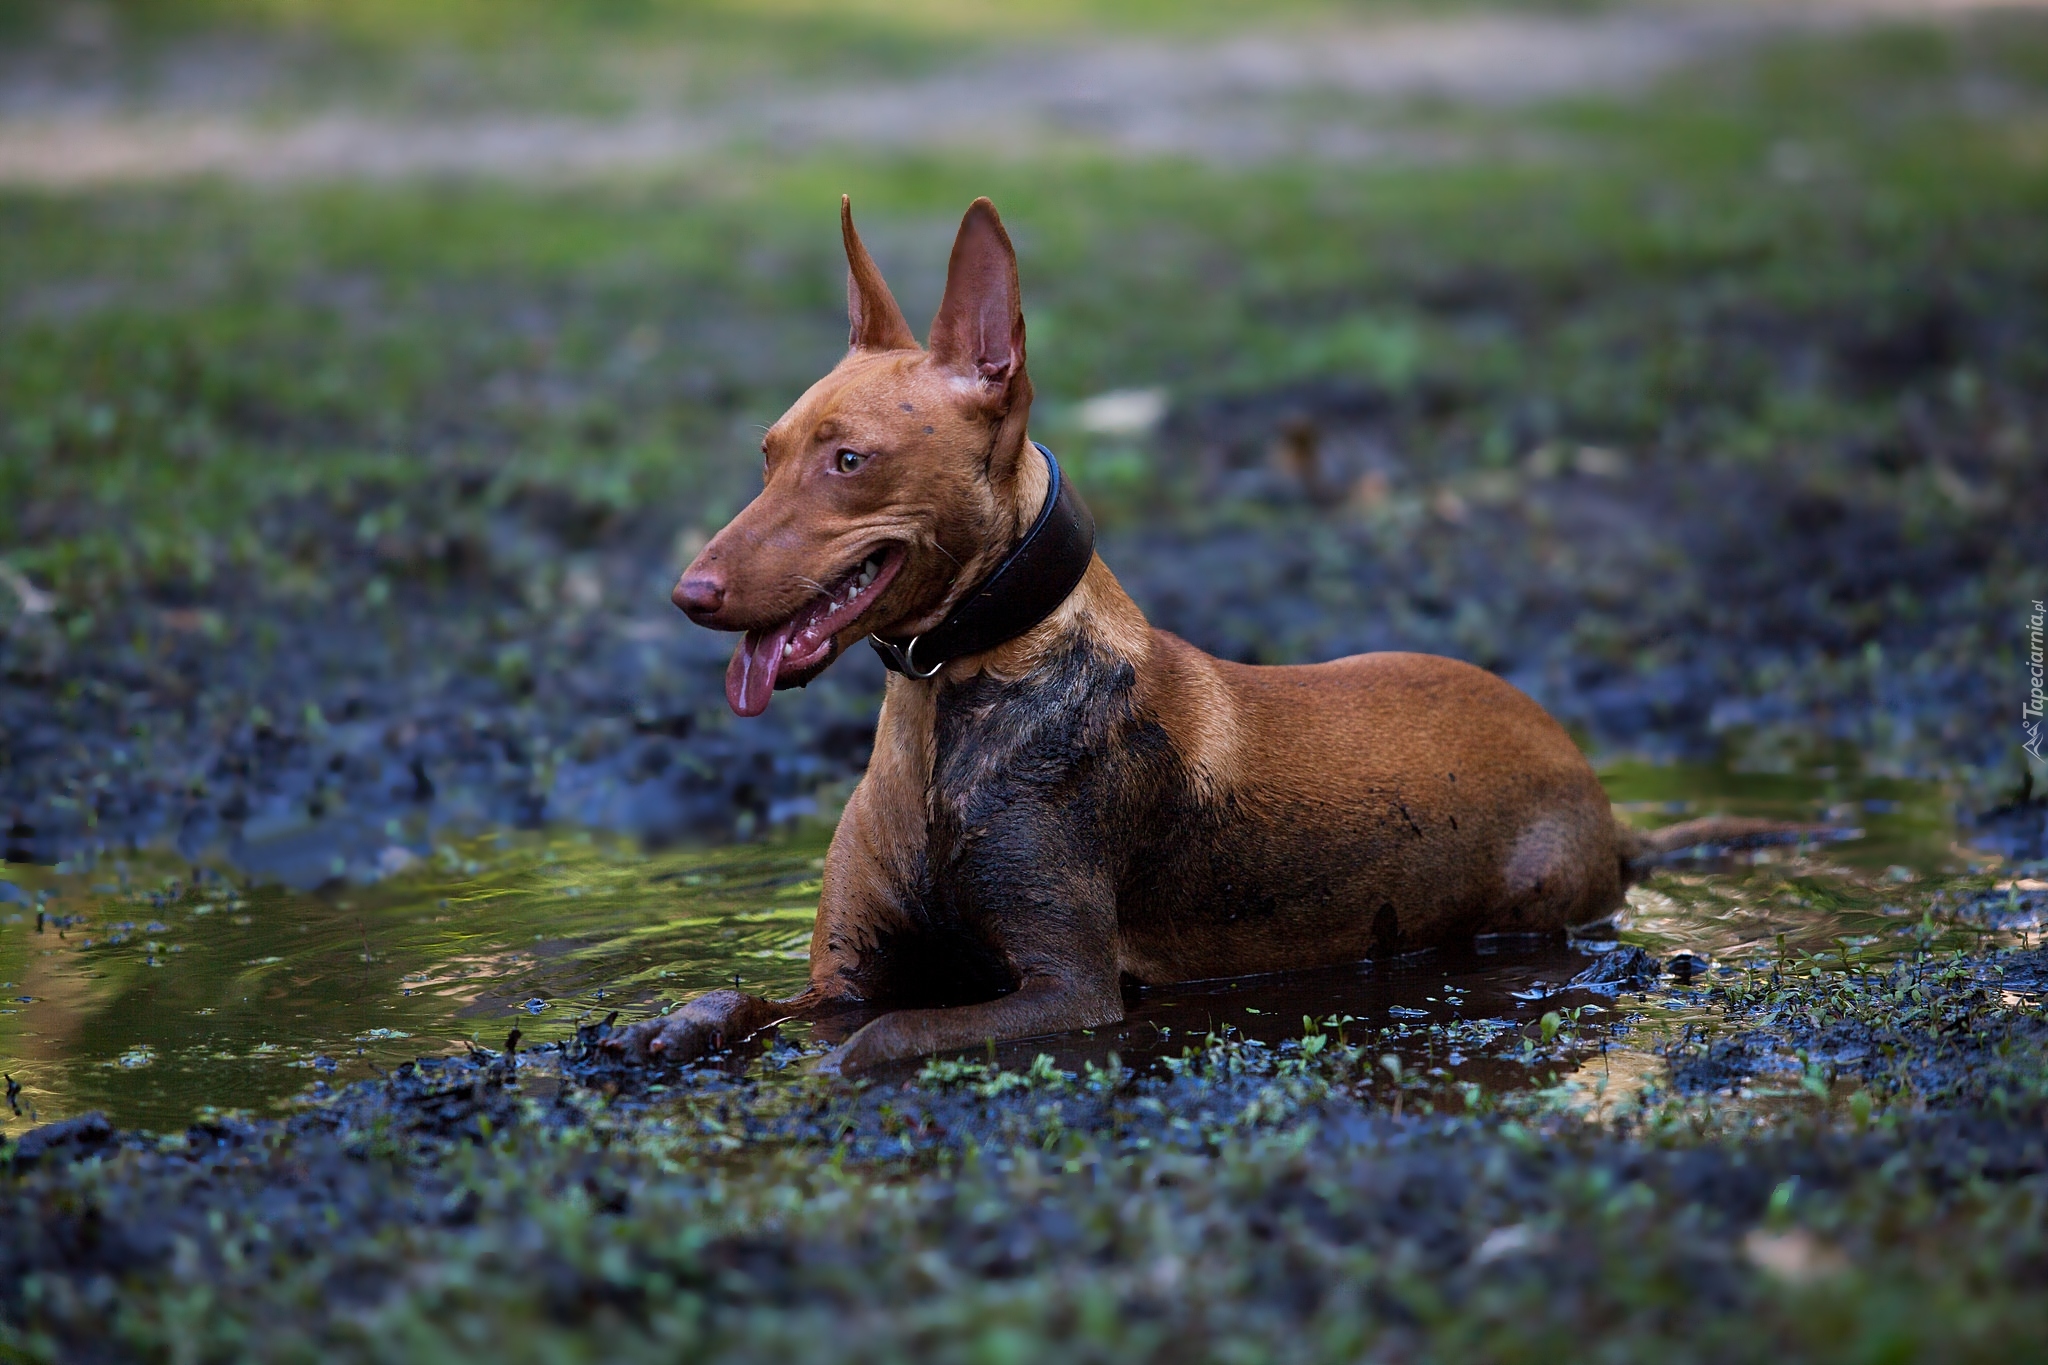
[610,196,1745,1074]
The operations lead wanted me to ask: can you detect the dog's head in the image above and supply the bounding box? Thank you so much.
[676,196,1039,716]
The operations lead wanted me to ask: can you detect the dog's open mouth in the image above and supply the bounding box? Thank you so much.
[725,546,905,717]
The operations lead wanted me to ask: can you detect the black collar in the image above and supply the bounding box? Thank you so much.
[871,441,1096,678]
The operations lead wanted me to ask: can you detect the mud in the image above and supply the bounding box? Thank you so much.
[0,478,889,883]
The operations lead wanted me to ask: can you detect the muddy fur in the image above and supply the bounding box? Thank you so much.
[926,639,1162,993]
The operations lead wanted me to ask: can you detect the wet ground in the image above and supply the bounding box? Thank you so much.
[4,4,2048,1356]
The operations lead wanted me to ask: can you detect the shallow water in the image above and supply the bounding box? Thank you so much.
[0,759,2024,1136]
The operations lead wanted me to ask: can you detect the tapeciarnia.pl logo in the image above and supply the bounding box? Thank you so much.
[2026,598,2045,764]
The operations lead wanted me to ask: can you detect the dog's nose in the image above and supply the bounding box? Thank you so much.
[672,573,725,622]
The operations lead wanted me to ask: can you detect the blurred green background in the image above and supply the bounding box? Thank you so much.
[5,0,2042,586]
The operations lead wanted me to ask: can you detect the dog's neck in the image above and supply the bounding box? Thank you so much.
[890,552,1150,695]
[872,440,1148,777]
[949,421,1051,599]
[874,551,1150,820]
[936,431,1145,685]
[1003,428,1051,543]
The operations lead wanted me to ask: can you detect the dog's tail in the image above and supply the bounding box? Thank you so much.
[1617,815,1860,884]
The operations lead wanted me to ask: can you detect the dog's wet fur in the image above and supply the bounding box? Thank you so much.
[610,196,1747,1073]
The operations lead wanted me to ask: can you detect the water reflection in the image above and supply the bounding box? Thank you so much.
[0,761,2024,1135]
[0,831,825,1134]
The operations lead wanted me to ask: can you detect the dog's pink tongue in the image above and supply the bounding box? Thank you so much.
[726,623,793,718]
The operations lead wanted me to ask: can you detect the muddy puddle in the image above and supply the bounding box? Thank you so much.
[0,758,2028,1136]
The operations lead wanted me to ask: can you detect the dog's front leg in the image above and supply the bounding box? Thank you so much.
[819,854,1126,1074]
[819,971,1123,1074]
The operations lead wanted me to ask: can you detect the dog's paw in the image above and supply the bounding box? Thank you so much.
[600,988,764,1065]
[602,1012,719,1065]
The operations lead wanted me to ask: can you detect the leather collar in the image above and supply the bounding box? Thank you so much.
[870,441,1096,678]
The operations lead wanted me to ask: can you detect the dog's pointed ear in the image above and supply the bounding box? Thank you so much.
[928,197,1025,411]
[842,196,918,352]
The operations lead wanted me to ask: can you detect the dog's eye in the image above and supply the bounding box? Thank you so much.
[833,448,867,474]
